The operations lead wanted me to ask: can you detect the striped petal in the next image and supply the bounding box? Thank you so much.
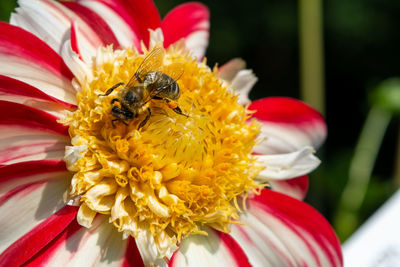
[169,227,251,267]
[0,22,76,105]
[0,205,78,267]
[78,0,161,49]
[256,146,320,181]
[268,175,309,200]
[0,101,69,164]
[0,75,74,117]
[61,33,93,86]
[162,2,210,59]
[229,189,343,267]
[61,1,120,48]
[24,216,135,267]
[250,97,327,155]
[0,160,67,200]
[0,161,71,258]
[11,0,105,62]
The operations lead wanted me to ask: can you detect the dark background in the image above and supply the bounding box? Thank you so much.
[1,0,399,242]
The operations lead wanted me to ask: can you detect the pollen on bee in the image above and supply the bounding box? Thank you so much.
[168,101,178,109]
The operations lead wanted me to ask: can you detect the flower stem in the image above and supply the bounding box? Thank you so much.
[298,0,325,115]
[335,106,392,240]
[394,127,400,188]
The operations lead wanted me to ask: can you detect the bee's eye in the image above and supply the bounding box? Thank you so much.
[125,91,138,105]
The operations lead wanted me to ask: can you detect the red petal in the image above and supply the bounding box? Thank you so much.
[70,21,84,61]
[230,189,343,266]
[85,0,161,47]
[249,97,327,154]
[0,22,73,81]
[215,231,251,267]
[0,75,75,109]
[24,216,129,266]
[0,160,67,198]
[62,1,120,48]
[123,237,145,267]
[0,205,78,267]
[0,101,69,136]
[162,2,210,47]
[269,175,309,200]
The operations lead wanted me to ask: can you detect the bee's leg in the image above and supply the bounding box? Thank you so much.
[111,105,131,127]
[138,107,151,129]
[135,73,143,83]
[153,97,188,117]
[111,119,128,128]
[171,105,188,117]
[111,98,120,105]
[101,82,125,96]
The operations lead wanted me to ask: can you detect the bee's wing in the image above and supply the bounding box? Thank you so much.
[136,45,165,81]
[164,62,185,82]
[125,44,165,89]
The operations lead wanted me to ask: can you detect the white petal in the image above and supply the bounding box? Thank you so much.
[228,69,257,106]
[185,29,209,59]
[218,58,246,82]
[0,125,68,165]
[149,28,165,49]
[256,146,320,181]
[135,230,170,267]
[61,39,92,86]
[0,178,69,254]
[170,228,249,267]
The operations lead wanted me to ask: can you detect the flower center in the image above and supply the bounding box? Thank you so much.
[63,45,262,258]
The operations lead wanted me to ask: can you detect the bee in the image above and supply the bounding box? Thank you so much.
[101,44,187,128]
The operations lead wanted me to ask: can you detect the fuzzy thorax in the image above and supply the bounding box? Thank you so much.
[62,45,262,259]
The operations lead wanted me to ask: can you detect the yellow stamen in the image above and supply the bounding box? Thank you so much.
[62,44,263,259]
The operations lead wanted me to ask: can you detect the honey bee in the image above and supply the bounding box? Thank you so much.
[101,44,187,128]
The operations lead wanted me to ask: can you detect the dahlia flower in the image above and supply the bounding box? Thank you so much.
[0,0,342,266]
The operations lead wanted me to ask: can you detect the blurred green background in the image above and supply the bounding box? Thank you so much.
[1,0,399,242]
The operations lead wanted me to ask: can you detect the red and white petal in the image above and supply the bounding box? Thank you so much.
[229,189,342,267]
[0,75,74,117]
[77,0,140,48]
[249,97,327,155]
[61,1,120,48]
[0,160,68,198]
[0,205,78,267]
[0,172,70,257]
[0,22,76,105]
[268,175,309,201]
[255,146,320,181]
[61,38,93,86]
[25,216,131,266]
[0,101,69,165]
[78,0,161,49]
[169,227,251,267]
[11,0,104,62]
[162,2,210,59]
